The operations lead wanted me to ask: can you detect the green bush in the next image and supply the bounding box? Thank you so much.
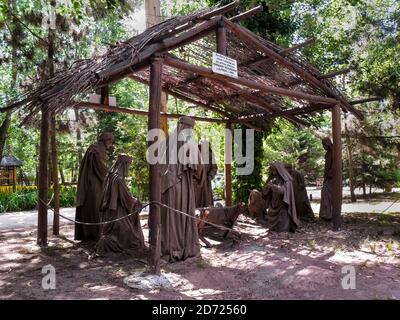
[58,185,77,208]
[0,185,77,213]
[0,190,38,213]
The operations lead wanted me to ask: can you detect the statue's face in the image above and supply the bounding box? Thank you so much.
[103,137,114,149]
[179,124,193,140]
[270,166,277,176]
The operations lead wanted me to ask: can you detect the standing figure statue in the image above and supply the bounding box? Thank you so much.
[263,162,301,232]
[194,140,218,208]
[285,164,314,221]
[75,132,114,242]
[160,116,201,262]
[319,137,334,221]
[95,154,144,255]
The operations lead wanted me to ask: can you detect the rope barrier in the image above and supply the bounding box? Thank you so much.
[38,198,236,233]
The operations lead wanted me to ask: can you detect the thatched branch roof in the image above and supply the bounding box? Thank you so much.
[5,2,362,129]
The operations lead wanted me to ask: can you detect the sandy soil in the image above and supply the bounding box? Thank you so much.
[1,212,400,300]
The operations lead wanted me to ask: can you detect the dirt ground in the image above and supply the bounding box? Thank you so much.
[1,212,400,300]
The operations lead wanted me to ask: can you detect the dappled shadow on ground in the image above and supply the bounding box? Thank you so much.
[1,212,400,299]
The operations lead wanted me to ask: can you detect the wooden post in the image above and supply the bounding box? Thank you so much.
[217,21,227,55]
[225,122,233,206]
[148,56,163,274]
[51,113,60,235]
[145,0,168,136]
[38,106,50,246]
[12,167,16,193]
[216,22,232,206]
[332,104,343,230]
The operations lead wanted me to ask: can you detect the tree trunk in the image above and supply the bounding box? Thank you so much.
[74,108,83,175]
[0,0,18,160]
[51,114,60,235]
[59,166,65,185]
[344,123,356,202]
[0,111,12,159]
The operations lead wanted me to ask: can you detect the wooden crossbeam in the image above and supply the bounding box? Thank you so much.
[229,5,263,23]
[128,74,230,117]
[288,67,352,87]
[349,96,381,105]
[231,104,331,124]
[207,77,310,127]
[75,101,227,123]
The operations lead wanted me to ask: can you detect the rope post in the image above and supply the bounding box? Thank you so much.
[148,55,163,274]
[332,104,343,230]
[224,122,233,206]
[38,105,50,246]
[217,20,233,206]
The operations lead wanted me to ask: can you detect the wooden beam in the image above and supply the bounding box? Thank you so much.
[148,57,162,274]
[211,78,310,127]
[37,106,49,246]
[128,74,230,117]
[320,67,352,79]
[224,122,233,206]
[75,101,227,123]
[12,167,16,193]
[231,104,331,123]
[229,5,263,23]
[202,1,239,20]
[217,23,227,55]
[241,38,315,67]
[288,67,352,87]
[50,113,60,236]
[222,17,364,119]
[349,96,381,105]
[163,56,339,104]
[332,104,343,231]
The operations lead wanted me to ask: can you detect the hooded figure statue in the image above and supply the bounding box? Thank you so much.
[159,116,201,262]
[95,154,144,255]
[319,137,334,220]
[285,164,314,221]
[75,132,114,242]
[194,140,218,208]
[263,161,301,232]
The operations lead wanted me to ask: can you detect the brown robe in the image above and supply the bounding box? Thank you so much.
[160,126,201,262]
[319,139,334,220]
[286,166,314,221]
[263,162,301,232]
[194,142,218,208]
[95,171,144,255]
[75,142,108,241]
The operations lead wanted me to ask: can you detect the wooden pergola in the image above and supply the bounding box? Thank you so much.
[6,2,364,272]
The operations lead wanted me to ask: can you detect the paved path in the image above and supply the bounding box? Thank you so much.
[0,207,149,230]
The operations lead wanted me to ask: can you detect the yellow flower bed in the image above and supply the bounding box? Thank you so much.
[0,185,38,194]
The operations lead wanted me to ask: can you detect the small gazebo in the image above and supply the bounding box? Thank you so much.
[3,2,366,272]
[0,156,23,193]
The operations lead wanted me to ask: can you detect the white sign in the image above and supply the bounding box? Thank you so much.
[89,94,117,106]
[212,52,238,79]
